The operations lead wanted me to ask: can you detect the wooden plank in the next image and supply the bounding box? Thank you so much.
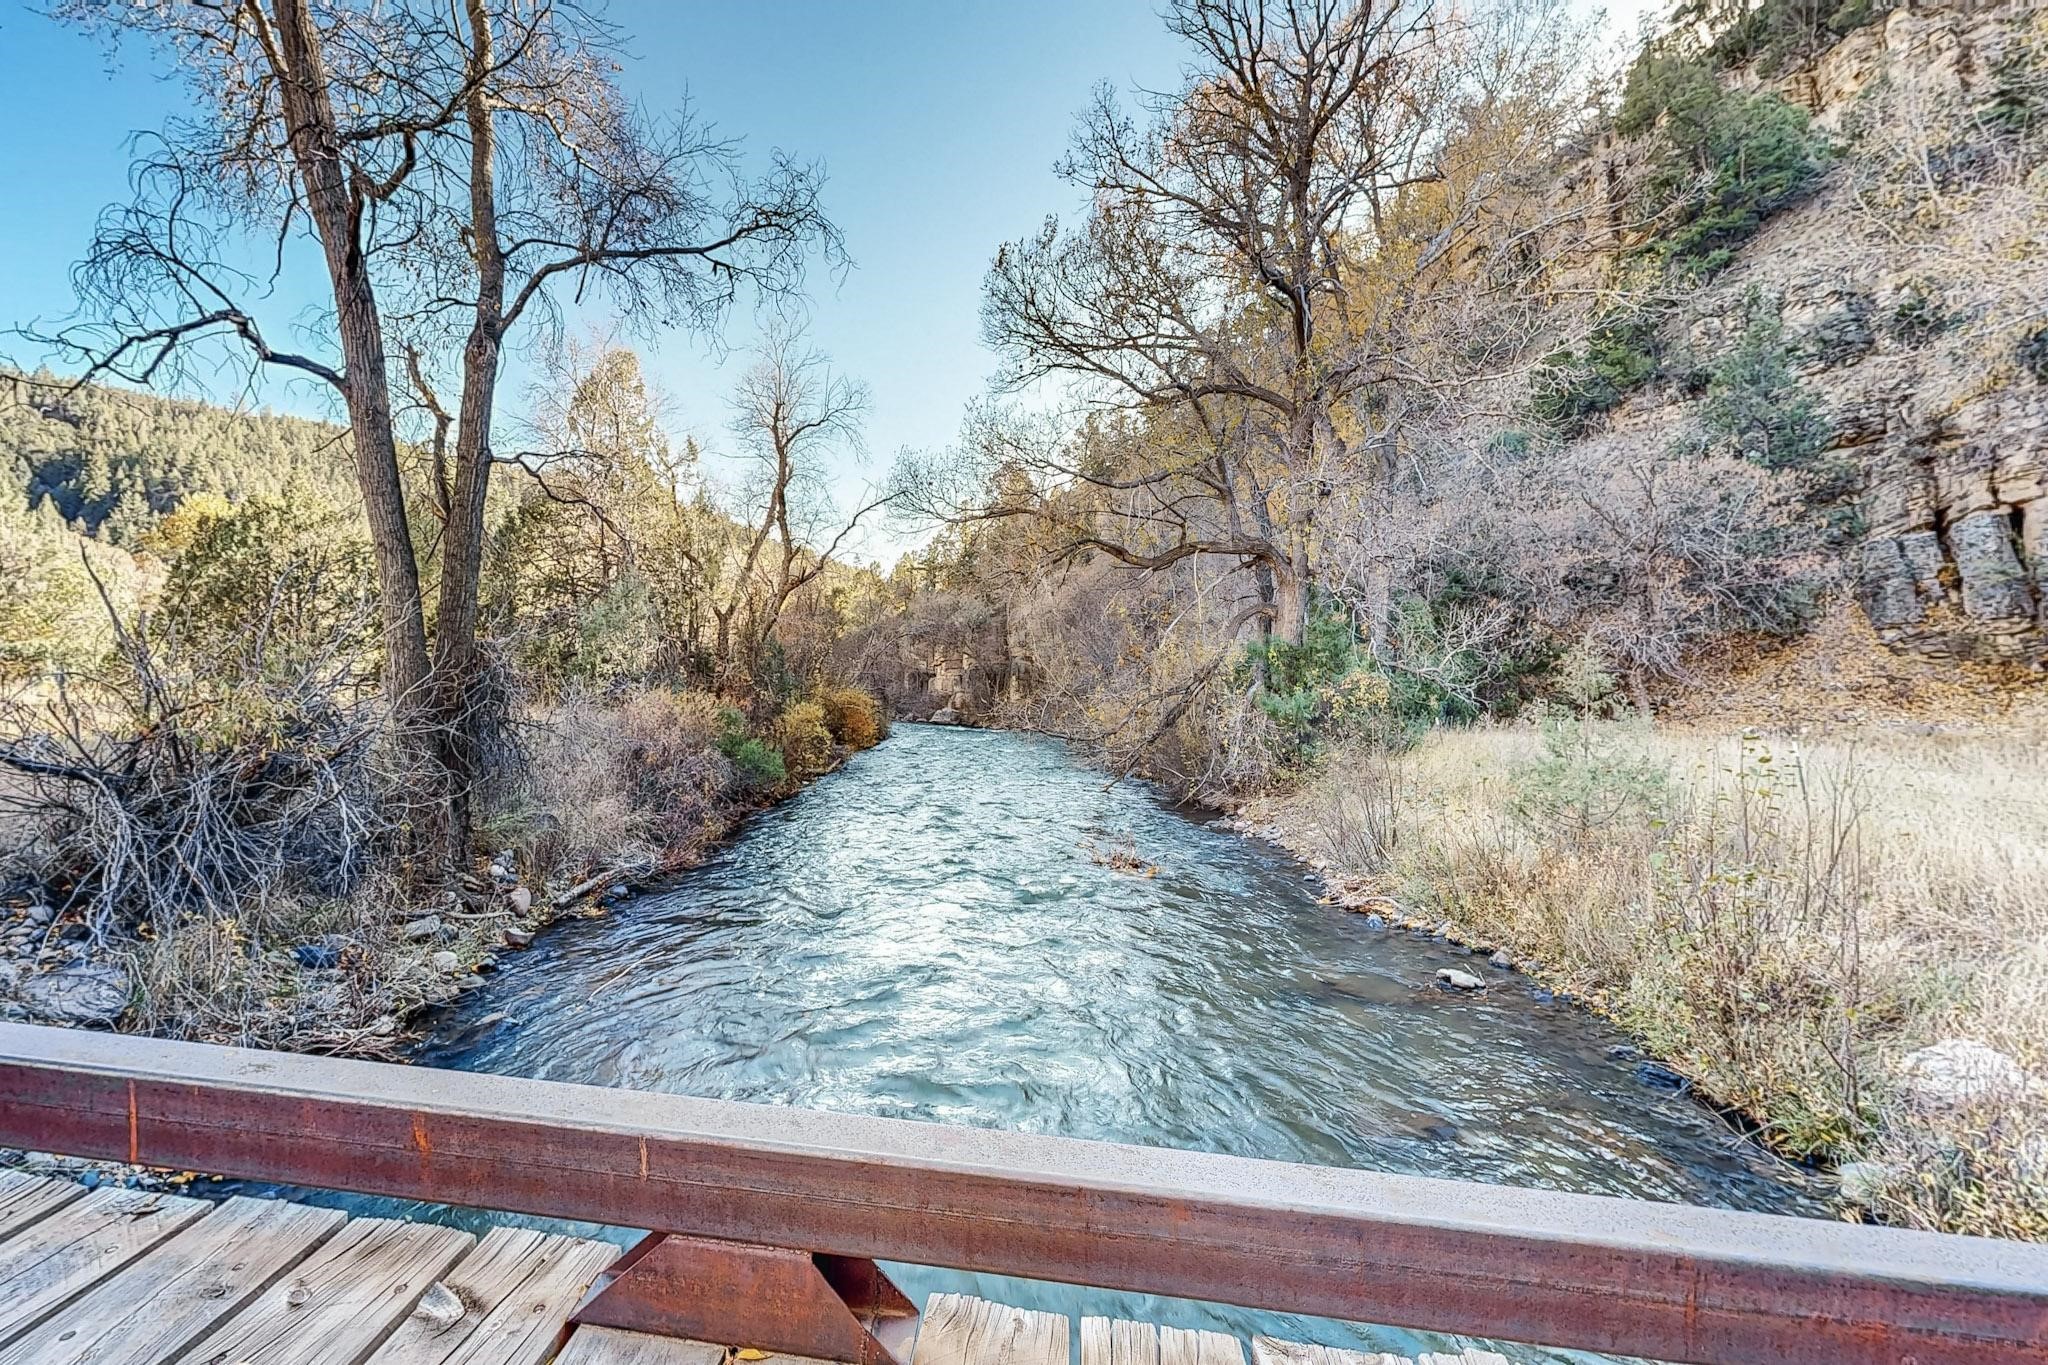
[370,1226,616,1365]
[1160,1326,1247,1365]
[7,1023,2048,1365]
[0,1169,86,1239]
[913,1293,1068,1365]
[0,1194,343,1365]
[183,1215,475,1365]
[0,1185,210,1345]
[1084,1317,1159,1365]
[1251,1337,1409,1365]
[554,1325,728,1365]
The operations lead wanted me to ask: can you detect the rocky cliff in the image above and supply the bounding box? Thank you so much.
[1591,0,2047,662]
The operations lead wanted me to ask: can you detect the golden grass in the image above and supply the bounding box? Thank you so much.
[1271,719,2048,1237]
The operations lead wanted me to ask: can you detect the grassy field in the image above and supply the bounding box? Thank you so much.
[1265,720,2048,1239]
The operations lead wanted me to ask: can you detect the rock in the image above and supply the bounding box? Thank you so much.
[1362,913,1386,929]
[506,886,532,914]
[22,902,54,927]
[1606,1043,1641,1062]
[474,954,499,973]
[1489,950,1515,969]
[291,935,350,970]
[1634,1061,1691,1093]
[429,950,462,974]
[1898,1039,2036,1108]
[1434,968,1484,991]
[403,915,444,942]
[19,963,130,1027]
[502,928,535,950]
[604,884,630,901]
[1837,1161,1897,1206]
[929,706,959,725]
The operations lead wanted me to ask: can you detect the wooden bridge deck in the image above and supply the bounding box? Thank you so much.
[0,1171,1499,1365]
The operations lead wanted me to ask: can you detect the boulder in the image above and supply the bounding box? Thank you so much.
[1488,950,1515,969]
[403,915,444,943]
[1362,913,1386,929]
[929,706,959,725]
[1434,968,1484,991]
[19,963,130,1027]
[502,927,535,950]
[429,950,462,975]
[1898,1039,2035,1108]
[506,886,533,914]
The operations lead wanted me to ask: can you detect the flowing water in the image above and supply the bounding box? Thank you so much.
[319,725,1827,1360]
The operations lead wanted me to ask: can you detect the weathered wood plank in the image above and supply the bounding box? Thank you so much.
[0,1170,86,1240]
[914,1293,1068,1365]
[0,1185,210,1346]
[1084,1317,1159,1365]
[1159,1326,1247,1365]
[370,1226,616,1365]
[183,1215,474,1365]
[554,1325,728,1365]
[1251,1336,1409,1365]
[0,1193,343,1365]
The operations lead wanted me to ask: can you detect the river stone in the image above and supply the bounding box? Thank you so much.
[1634,1060,1691,1093]
[19,962,130,1026]
[506,885,532,914]
[429,949,462,974]
[1898,1039,2036,1108]
[1434,968,1484,991]
[403,915,444,942]
[930,706,959,725]
[1489,950,1515,969]
[502,927,535,950]
[1837,1161,1896,1205]
[1362,913,1386,929]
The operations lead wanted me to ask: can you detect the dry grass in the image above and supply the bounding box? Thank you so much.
[486,687,737,886]
[1271,719,2048,1237]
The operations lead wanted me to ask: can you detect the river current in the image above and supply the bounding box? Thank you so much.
[328,724,1827,1361]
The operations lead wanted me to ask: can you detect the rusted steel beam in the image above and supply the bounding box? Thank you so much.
[2,1022,2045,1365]
[572,1233,918,1364]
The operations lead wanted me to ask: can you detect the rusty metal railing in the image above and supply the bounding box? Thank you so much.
[1,1022,2044,1365]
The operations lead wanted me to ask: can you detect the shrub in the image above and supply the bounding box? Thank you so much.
[815,683,887,750]
[1699,298,1831,472]
[1618,56,1827,274]
[1531,310,1663,430]
[727,738,787,789]
[773,700,834,777]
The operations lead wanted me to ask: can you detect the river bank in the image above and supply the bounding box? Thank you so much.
[0,684,889,1058]
[1231,719,2048,1239]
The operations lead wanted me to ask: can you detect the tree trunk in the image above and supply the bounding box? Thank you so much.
[270,0,430,705]
[425,0,508,869]
[1270,555,1310,648]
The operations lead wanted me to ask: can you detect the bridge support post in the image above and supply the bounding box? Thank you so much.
[572,1232,920,1364]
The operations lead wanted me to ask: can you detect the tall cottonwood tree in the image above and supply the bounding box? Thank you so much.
[973,0,1589,649]
[39,0,833,873]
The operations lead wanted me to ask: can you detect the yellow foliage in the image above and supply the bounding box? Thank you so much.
[814,683,887,751]
[774,699,834,776]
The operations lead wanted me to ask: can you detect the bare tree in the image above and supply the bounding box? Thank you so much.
[969,0,1593,648]
[702,328,896,681]
[33,0,835,872]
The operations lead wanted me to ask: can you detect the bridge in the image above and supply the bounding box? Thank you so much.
[0,1022,2043,1365]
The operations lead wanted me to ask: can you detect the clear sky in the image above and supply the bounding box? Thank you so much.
[0,0,1654,560]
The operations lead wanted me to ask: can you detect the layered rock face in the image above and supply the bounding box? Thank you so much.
[1586,1,2047,663]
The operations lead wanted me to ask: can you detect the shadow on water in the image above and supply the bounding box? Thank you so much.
[256,724,1827,1363]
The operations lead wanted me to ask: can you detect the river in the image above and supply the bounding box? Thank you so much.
[330,724,1827,1361]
